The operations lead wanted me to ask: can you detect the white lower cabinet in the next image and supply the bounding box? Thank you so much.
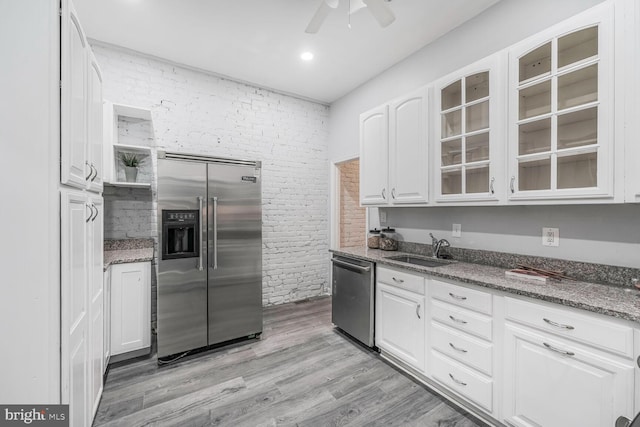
[375,267,425,372]
[503,322,635,427]
[502,296,636,427]
[109,262,151,357]
[61,190,104,427]
[373,266,638,426]
[427,279,495,415]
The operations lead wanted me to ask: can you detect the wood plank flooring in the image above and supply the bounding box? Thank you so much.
[94,297,486,427]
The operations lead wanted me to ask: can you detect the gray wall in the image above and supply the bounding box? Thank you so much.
[326,0,640,269]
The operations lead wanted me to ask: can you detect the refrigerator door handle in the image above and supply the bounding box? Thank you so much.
[197,196,204,271]
[212,197,218,270]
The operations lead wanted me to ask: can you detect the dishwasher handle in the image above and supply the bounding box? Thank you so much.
[331,258,371,273]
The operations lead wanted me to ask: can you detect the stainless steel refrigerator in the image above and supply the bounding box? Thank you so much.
[156,151,262,360]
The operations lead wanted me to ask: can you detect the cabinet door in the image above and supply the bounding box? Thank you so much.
[360,105,389,205]
[375,282,425,371]
[389,87,429,204]
[88,197,103,416]
[507,3,614,202]
[61,0,88,190]
[503,323,635,427]
[111,262,150,356]
[61,189,89,427]
[433,53,505,204]
[87,52,103,193]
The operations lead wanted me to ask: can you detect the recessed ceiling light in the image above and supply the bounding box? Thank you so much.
[301,52,314,61]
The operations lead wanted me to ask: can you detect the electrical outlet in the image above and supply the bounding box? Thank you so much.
[379,211,387,224]
[452,224,462,238]
[542,227,559,247]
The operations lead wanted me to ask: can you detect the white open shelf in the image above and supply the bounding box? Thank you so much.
[103,101,154,189]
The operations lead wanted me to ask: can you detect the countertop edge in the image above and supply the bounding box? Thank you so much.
[330,248,640,324]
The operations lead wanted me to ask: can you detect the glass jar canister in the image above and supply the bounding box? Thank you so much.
[380,227,399,251]
[367,229,381,249]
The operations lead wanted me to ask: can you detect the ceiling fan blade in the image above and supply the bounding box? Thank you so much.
[362,0,395,28]
[305,0,340,34]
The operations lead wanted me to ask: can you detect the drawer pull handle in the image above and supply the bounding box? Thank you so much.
[449,315,467,325]
[448,292,467,301]
[543,318,575,330]
[449,342,468,353]
[543,342,575,357]
[416,304,421,319]
[392,277,404,284]
[449,373,467,386]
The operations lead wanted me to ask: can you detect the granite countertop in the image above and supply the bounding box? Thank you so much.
[331,247,640,324]
[104,239,154,271]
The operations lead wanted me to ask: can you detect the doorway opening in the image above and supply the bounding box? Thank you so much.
[335,158,366,248]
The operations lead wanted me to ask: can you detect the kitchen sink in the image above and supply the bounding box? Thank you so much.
[385,255,454,268]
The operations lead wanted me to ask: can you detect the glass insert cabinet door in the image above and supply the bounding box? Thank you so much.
[508,2,613,200]
[434,53,504,202]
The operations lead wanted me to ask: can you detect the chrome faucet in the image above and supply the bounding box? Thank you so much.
[430,233,450,259]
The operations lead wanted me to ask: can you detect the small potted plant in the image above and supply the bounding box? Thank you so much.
[120,152,144,182]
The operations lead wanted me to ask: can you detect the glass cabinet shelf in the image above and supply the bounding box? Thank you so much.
[437,68,495,198]
[558,26,598,69]
[512,20,603,196]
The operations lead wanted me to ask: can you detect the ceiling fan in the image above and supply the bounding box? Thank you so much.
[305,0,396,34]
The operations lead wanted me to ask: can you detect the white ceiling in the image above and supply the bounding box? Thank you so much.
[74,0,499,104]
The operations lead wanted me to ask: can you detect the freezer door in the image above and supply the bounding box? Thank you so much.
[207,163,262,345]
[157,159,208,358]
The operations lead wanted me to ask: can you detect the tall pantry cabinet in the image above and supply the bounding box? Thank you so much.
[60,0,105,425]
[0,0,104,425]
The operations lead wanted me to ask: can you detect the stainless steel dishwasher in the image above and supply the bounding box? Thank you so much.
[331,255,375,347]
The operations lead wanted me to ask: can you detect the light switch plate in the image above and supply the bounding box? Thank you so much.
[452,224,462,238]
[542,227,559,247]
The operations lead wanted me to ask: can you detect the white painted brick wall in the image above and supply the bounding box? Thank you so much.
[94,44,330,307]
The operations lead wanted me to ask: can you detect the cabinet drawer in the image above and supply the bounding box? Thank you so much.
[431,350,493,413]
[431,322,493,376]
[431,300,492,341]
[430,279,492,315]
[377,267,425,295]
[505,297,634,358]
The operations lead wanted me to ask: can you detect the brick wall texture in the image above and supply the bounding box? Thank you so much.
[94,44,330,309]
[339,159,365,247]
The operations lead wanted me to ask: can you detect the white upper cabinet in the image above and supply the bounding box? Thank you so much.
[360,105,390,205]
[61,0,88,190]
[360,88,429,206]
[507,2,617,202]
[87,52,104,193]
[389,87,429,204]
[61,0,103,193]
[624,0,640,202]
[433,53,506,204]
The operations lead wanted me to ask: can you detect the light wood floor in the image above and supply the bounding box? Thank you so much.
[94,297,486,427]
